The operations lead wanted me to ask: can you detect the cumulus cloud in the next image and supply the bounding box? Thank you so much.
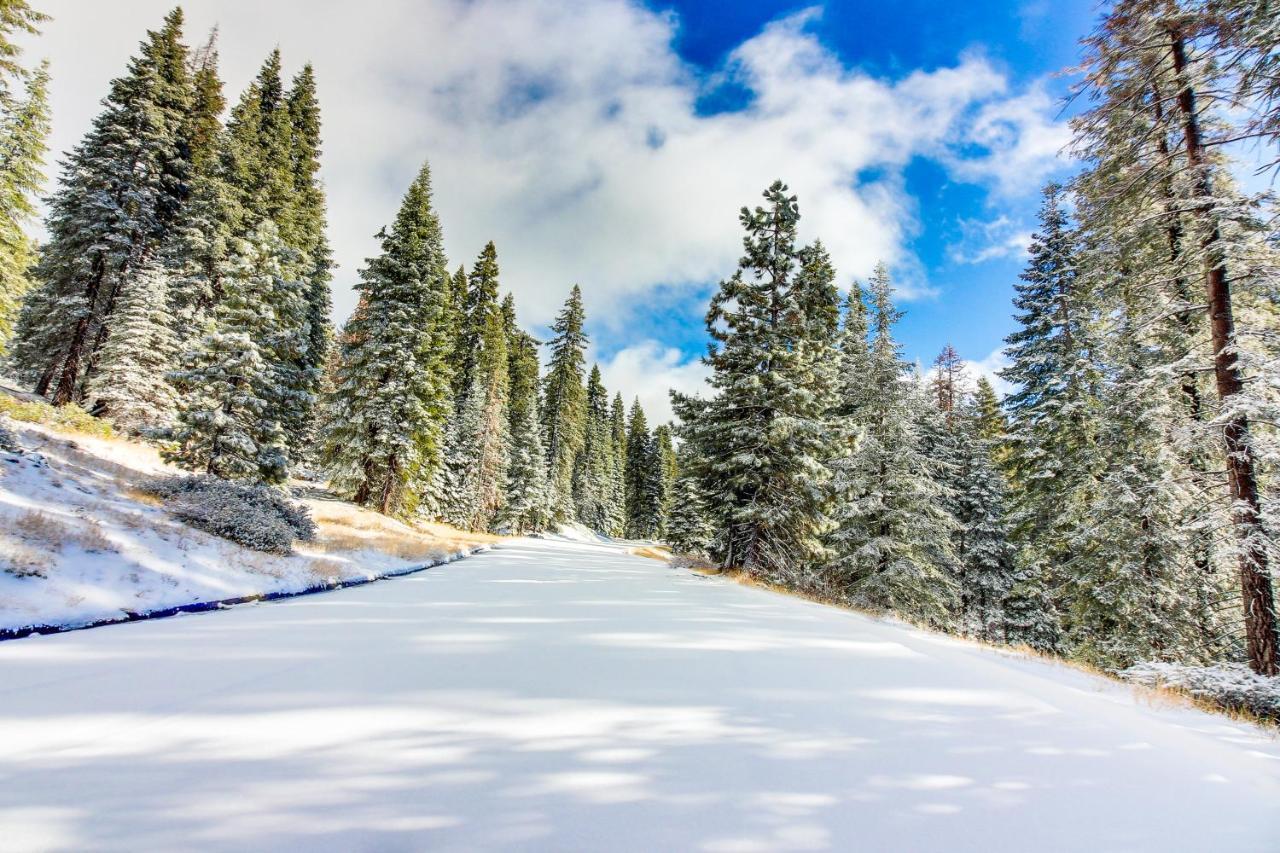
[34,0,1066,333]
[595,340,710,427]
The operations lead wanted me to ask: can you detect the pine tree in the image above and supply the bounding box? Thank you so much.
[653,423,677,537]
[167,225,291,483]
[930,343,965,420]
[573,365,617,533]
[498,321,548,534]
[84,259,178,432]
[624,398,662,539]
[0,59,48,355]
[826,265,959,627]
[999,184,1103,644]
[672,180,836,578]
[18,9,194,404]
[950,397,1017,641]
[456,241,499,405]
[283,63,331,457]
[608,392,627,536]
[665,446,714,558]
[321,163,452,515]
[163,29,230,344]
[1073,0,1279,674]
[445,302,510,532]
[541,285,588,524]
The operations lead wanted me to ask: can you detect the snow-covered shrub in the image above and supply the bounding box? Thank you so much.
[0,415,19,453]
[142,475,316,554]
[1121,662,1280,721]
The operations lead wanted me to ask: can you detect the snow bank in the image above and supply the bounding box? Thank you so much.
[1120,661,1280,721]
[0,419,492,637]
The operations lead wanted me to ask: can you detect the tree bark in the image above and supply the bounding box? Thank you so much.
[1169,29,1277,675]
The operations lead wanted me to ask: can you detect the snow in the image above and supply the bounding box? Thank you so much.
[0,419,484,634]
[1,536,1277,851]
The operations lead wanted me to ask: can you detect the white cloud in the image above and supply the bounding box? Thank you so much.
[595,340,709,426]
[31,0,1069,337]
[948,215,1032,264]
[966,348,1014,398]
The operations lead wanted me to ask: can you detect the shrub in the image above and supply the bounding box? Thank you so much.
[142,475,316,554]
[0,415,18,453]
[1121,661,1280,722]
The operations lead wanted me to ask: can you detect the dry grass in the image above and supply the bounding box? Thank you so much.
[1,538,54,577]
[306,558,348,585]
[11,509,117,555]
[0,394,114,439]
[305,499,499,566]
[630,544,673,561]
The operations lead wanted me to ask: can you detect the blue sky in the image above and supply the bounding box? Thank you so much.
[625,0,1093,384]
[35,0,1094,420]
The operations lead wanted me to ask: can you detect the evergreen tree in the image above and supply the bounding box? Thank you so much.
[167,225,291,483]
[624,398,662,539]
[18,9,194,404]
[1073,0,1279,674]
[672,180,836,578]
[283,63,331,456]
[163,29,230,344]
[608,392,628,535]
[83,259,178,432]
[665,448,715,559]
[950,398,1017,640]
[321,163,452,515]
[445,305,509,531]
[653,423,677,537]
[573,365,617,533]
[0,59,48,355]
[541,285,588,524]
[826,265,959,627]
[498,320,548,533]
[999,183,1103,643]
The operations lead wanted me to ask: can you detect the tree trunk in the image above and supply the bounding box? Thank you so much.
[1169,30,1278,675]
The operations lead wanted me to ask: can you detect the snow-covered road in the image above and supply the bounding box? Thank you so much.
[2,537,1278,852]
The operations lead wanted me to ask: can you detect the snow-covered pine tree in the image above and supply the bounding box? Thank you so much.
[1073,0,1279,674]
[0,58,48,356]
[162,27,230,349]
[167,225,293,483]
[1061,273,1218,669]
[83,259,179,432]
[624,398,662,539]
[498,320,548,534]
[17,9,193,404]
[672,180,836,578]
[541,285,588,524]
[950,395,1017,641]
[665,445,714,558]
[573,365,616,533]
[282,63,331,458]
[320,163,452,515]
[653,423,677,537]
[930,344,966,420]
[455,241,499,406]
[826,264,959,627]
[442,249,510,531]
[608,392,627,536]
[999,183,1103,645]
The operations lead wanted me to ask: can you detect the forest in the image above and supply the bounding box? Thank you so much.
[0,0,1278,690]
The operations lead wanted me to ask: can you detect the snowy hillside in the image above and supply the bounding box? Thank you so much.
[0,413,494,635]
